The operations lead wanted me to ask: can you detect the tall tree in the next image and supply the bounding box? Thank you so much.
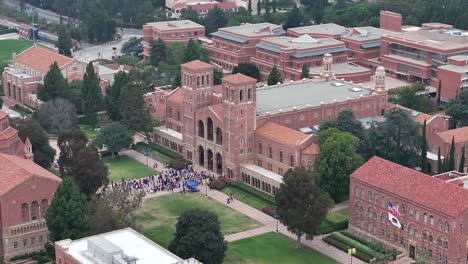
[448,136,456,171]
[264,0,270,14]
[316,128,363,201]
[232,63,260,81]
[247,0,252,15]
[446,90,468,128]
[82,62,102,126]
[421,120,428,173]
[94,122,133,158]
[11,118,56,168]
[257,0,261,15]
[272,0,276,12]
[205,6,228,34]
[180,7,200,23]
[120,83,153,143]
[459,146,466,173]
[121,37,143,57]
[105,71,129,121]
[38,98,78,135]
[45,177,89,242]
[300,64,310,79]
[267,65,282,85]
[149,39,167,66]
[169,209,227,264]
[72,145,109,197]
[37,62,67,102]
[275,167,334,246]
[56,27,72,57]
[184,39,210,63]
[58,129,88,177]
[89,186,144,234]
[437,147,443,174]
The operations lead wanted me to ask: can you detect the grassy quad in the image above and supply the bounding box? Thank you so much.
[0,39,33,62]
[224,232,338,264]
[135,193,262,248]
[103,156,156,181]
[79,125,98,140]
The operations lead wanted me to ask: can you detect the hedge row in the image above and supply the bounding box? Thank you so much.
[317,218,348,234]
[340,230,399,259]
[322,235,373,262]
[13,104,33,114]
[0,28,16,35]
[329,232,387,261]
[149,143,182,159]
[9,250,51,264]
[230,181,276,207]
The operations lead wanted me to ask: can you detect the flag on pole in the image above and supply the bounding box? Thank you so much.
[388,212,402,229]
[388,201,401,217]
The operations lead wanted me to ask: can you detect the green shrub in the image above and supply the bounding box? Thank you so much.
[0,28,16,35]
[168,158,190,170]
[323,236,373,262]
[230,181,276,206]
[13,104,33,114]
[262,206,276,217]
[9,250,52,264]
[211,178,228,190]
[316,221,335,235]
[330,232,386,260]
[340,231,399,260]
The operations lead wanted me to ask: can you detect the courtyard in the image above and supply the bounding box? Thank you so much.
[135,193,262,248]
[0,39,33,62]
[103,155,156,181]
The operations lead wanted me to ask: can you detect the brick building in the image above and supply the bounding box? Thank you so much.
[206,23,285,72]
[1,46,86,107]
[431,126,468,173]
[142,20,205,57]
[0,110,33,160]
[437,55,468,100]
[168,1,237,19]
[144,87,171,120]
[350,157,468,263]
[154,60,389,195]
[0,152,61,261]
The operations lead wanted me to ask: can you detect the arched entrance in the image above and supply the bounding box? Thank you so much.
[198,146,205,166]
[216,127,223,145]
[216,153,222,175]
[207,118,214,141]
[207,149,214,171]
[7,82,11,97]
[13,84,16,99]
[18,86,22,103]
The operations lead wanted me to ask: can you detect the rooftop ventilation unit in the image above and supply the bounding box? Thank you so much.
[331,82,344,87]
[348,87,363,92]
[411,111,421,117]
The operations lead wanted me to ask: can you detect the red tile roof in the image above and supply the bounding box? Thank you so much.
[352,156,468,217]
[0,110,7,120]
[255,121,309,146]
[0,127,19,140]
[208,103,224,120]
[167,88,183,104]
[436,126,468,143]
[0,153,61,196]
[181,60,212,70]
[15,46,74,73]
[222,73,256,84]
[302,143,319,155]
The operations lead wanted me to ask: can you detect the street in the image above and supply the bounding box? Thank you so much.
[3,0,72,24]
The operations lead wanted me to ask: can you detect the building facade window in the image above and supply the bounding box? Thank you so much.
[258,143,262,154]
[290,155,294,167]
[279,151,283,162]
[269,146,273,159]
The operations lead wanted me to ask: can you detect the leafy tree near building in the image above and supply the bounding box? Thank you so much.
[169,209,227,264]
[448,136,456,171]
[264,0,270,14]
[315,128,363,201]
[149,39,167,66]
[106,71,129,121]
[38,98,78,135]
[94,122,133,158]
[57,128,88,177]
[120,83,153,143]
[37,62,67,102]
[272,0,276,12]
[267,65,282,85]
[82,62,103,126]
[56,27,72,57]
[300,64,310,79]
[275,167,334,246]
[180,7,200,23]
[459,146,466,173]
[257,0,261,15]
[204,6,228,34]
[421,120,428,173]
[184,39,209,63]
[11,118,56,168]
[45,177,89,242]
[232,63,260,81]
[121,37,143,57]
[72,145,109,198]
[446,90,468,128]
[248,0,252,15]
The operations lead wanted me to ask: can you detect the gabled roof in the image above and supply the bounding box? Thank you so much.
[208,103,224,120]
[222,73,256,84]
[15,45,74,73]
[0,153,61,196]
[352,156,468,218]
[437,126,468,143]
[255,121,309,146]
[302,143,319,155]
[167,88,183,105]
[391,104,434,125]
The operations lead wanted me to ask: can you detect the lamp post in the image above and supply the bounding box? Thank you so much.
[144,149,150,167]
[348,247,356,264]
[273,212,279,232]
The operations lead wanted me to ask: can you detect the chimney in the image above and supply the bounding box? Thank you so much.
[380,11,402,32]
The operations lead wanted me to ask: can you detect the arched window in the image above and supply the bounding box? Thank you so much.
[354,187,359,197]
[224,88,228,100]
[415,210,420,221]
[381,197,385,208]
[279,151,283,162]
[21,203,29,223]
[290,155,294,167]
[424,213,428,224]
[230,89,234,102]
[268,146,273,159]
[198,120,205,138]
[207,118,214,141]
[247,88,252,100]
[40,199,48,219]
[445,222,450,233]
[239,90,244,102]
[201,75,205,86]
[430,216,434,226]
[31,201,39,221]
[258,143,262,154]
[216,127,223,145]
[439,220,443,231]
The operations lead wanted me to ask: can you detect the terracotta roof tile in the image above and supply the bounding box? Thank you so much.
[15,46,74,73]
[181,60,213,70]
[436,126,468,143]
[222,73,256,84]
[255,121,309,146]
[392,104,433,125]
[208,103,224,120]
[167,88,183,104]
[0,127,19,140]
[352,156,468,217]
[302,143,319,155]
[0,110,7,120]
[0,153,61,196]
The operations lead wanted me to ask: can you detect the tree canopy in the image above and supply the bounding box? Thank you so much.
[169,209,227,264]
[37,62,67,102]
[72,145,109,197]
[446,90,468,128]
[82,62,103,126]
[275,167,334,246]
[232,63,260,81]
[120,83,153,142]
[121,37,143,57]
[38,98,78,135]
[149,39,167,66]
[94,122,133,157]
[105,71,129,121]
[58,128,89,177]
[57,27,72,57]
[267,65,282,85]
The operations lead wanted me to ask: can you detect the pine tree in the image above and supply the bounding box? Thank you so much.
[272,0,277,12]
[421,120,428,173]
[267,65,282,85]
[257,0,261,15]
[437,80,442,104]
[120,83,153,143]
[459,146,466,173]
[82,62,102,126]
[45,177,89,242]
[437,147,443,174]
[448,136,456,171]
[264,0,270,14]
[149,39,167,66]
[300,64,310,79]
[37,62,67,102]
[57,27,72,57]
[106,71,129,121]
[248,0,252,15]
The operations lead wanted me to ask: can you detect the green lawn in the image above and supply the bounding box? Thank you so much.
[103,156,156,181]
[136,193,262,248]
[132,142,181,164]
[224,232,338,264]
[0,39,33,61]
[221,183,276,211]
[80,125,98,140]
[48,167,61,177]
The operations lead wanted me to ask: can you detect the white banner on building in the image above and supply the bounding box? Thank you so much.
[388,212,402,229]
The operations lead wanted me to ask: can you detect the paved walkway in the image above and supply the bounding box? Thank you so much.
[123,148,362,264]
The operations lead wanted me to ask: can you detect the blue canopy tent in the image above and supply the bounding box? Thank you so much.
[186,181,199,192]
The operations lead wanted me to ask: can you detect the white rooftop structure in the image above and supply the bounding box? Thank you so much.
[241,164,284,183]
[55,228,201,264]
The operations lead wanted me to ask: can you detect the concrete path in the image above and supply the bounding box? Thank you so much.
[224,226,273,242]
